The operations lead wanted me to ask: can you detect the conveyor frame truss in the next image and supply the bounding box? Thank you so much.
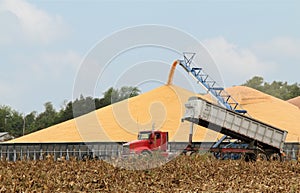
[179,52,247,114]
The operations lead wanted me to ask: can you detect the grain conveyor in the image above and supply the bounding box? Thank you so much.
[177,53,288,160]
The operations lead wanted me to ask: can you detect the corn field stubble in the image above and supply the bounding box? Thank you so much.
[0,155,299,192]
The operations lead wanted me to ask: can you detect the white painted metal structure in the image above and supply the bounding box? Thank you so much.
[182,97,288,153]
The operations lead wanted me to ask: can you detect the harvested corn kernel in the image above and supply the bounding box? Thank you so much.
[8,85,300,143]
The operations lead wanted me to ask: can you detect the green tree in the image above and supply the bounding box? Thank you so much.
[0,105,12,132]
[24,111,37,134]
[242,76,264,91]
[72,95,95,117]
[119,86,141,99]
[56,86,140,122]
[0,105,25,137]
[100,86,140,105]
[8,111,24,137]
[71,86,140,117]
[242,76,300,100]
[288,83,300,99]
[56,101,73,123]
[35,102,58,130]
[101,87,118,105]
[0,86,141,137]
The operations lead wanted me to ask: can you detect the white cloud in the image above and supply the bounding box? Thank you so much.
[252,37,300,60]
[0,0,68,44]
[202,37,275,86]
[0,0,77,113]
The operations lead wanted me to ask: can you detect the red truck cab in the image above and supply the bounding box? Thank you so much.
[122,130,168,155]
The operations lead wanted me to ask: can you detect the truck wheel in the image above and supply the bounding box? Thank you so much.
[186,151,195,156]
[213,152,221,160]
[244,153,256,162]
[256,153,267,161]
[270,153,280,161]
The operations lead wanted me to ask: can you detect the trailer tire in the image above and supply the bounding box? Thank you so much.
[270,153,280,161]
[186,151,195,156]
[213,152,221,160]
[256,153,267,161]
[244,153,256,162]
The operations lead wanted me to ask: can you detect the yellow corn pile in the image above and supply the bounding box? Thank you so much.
[226,86,300,142]
[288,96,300,109]
[8,84,300,143]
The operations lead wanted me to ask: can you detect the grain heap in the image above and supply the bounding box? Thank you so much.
[8,85,221,143]
[226,86,300,142]
[8,62,300,143]
[288,96,300,109]
[8,84,300,143]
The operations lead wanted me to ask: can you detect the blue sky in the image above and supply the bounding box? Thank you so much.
[0,0,299,113]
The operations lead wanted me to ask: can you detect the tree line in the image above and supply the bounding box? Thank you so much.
[1,77,300,138]
[242,76,300,100]
[0,86,140,138]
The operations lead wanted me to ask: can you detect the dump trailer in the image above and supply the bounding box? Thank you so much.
[182,96,288,161]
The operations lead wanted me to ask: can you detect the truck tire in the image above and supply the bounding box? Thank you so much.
[256,153,267,161]
[244,153,256,162]
[186,151,195,156]
[270,153,280,161]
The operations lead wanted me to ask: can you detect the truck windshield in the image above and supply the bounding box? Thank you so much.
[138,132,151,140]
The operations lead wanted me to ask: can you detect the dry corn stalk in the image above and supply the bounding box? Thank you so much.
[0,155,299,192]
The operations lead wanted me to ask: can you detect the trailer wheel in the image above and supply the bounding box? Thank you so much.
[244,154,250,162]
[256,153,267,161]
[186,151,195,156]
[213,152,221,160]
[244,153,256,162]
[270,153,280,161]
